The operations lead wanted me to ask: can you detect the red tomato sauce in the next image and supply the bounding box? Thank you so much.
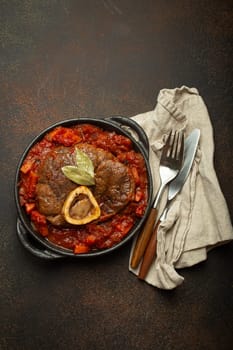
[18,124,148,254]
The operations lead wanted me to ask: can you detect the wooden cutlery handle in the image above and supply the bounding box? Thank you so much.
[130,207,158,269]
[138,220,160,280]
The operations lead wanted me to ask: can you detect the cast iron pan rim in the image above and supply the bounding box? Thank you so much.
[15,116,153,258]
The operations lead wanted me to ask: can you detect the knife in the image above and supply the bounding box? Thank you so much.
[138,129,200,279]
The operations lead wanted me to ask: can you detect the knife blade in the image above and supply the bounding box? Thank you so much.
[138,128,200,279]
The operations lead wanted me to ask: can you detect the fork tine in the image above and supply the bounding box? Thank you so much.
[171,131,179,159]
[179,131,184,162]
[176,132,183,159]
[167,131,175,157]
[175,131,184,163]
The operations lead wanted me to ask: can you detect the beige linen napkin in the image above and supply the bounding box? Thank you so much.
[129,86,233,289]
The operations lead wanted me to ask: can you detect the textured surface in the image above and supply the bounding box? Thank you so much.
[1,1,233,349]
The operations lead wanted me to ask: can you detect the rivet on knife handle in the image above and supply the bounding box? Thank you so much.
[130,207,158,269]
[138,220,160,279]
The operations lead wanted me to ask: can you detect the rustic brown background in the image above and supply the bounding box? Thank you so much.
[1,1,233,349]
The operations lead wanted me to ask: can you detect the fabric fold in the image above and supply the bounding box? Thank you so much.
[129,86,233,289]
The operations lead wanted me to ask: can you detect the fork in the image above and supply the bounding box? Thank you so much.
[130,130,184,269]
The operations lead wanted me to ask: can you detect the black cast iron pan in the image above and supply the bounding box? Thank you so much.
[15,116,153,259]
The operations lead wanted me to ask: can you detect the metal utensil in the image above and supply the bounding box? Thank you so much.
[130,130,184,269]
[138,129,200,279]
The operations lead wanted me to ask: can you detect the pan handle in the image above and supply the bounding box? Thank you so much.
[16,219,64,260]
[107,115,150,158]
